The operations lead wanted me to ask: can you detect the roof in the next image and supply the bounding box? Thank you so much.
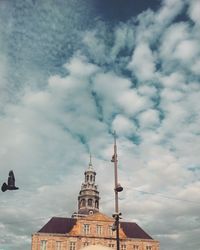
[120,222,153,240]
[37,215,153,240]
[38,217,76,234]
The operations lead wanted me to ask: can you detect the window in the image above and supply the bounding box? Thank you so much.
[108,243,115,248]
[69,242,76,250]
[88,199,93,206]
[56,241,61,250]
[83,242,89,247]
[83,224,90,234]
[133,245,139,250]
[146,247,152,250]
[81,199,86,207]
[96,225,103,235]
[108,225,115,236]
[40,240,47,250]
[95,200,99,208]
[121,245,126,250]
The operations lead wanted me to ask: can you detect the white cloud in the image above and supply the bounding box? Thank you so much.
[64,54,99,77]
[117,89,152,116]
[188,0,200,25]
[138,109,160,129]
[191,59,200,75]
[138,85,158,98]
[174,39,199,62]
[156,0,184,24]
[128,42,156,81]
[83,30,108,65]
[111,23,134,59]
[160,72,186,88]
[159,22,190,60]
[112,114,137,137]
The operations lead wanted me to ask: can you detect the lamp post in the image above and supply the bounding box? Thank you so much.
[111,132,123,250]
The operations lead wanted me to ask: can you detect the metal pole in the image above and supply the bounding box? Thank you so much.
[112,132,123,250]
[114,133,119,214]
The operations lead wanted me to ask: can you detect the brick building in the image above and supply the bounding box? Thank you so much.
[31,159,159,250]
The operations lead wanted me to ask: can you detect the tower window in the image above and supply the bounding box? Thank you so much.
[86,175,89,182]
[81,199,86,207]
[90,175,93,182]
[95,200,99,208]
[88,199,93,206]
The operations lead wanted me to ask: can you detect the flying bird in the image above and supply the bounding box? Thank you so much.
[1,170,19,192]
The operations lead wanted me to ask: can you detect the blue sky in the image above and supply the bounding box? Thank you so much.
[0,0,200,250]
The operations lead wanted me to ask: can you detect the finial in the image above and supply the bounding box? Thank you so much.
[88,153,93,169]
[89,153,92,166]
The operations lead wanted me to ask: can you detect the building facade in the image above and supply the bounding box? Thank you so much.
[31,160,159,250]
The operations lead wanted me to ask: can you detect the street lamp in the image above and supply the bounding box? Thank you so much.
[111,132,123,250]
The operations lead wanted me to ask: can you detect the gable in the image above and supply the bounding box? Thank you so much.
[82,212,114,222]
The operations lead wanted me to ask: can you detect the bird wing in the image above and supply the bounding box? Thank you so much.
[8,170,15,186]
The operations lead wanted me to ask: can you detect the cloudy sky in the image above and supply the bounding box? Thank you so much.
[0,0,200,249]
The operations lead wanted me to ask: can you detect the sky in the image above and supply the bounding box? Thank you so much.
[0,0,200,249]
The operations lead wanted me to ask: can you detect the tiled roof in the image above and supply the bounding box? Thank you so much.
[120,222,153,239]
[38,217,76,234]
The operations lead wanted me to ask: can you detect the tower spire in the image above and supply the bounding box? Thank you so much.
[76,155,100,217]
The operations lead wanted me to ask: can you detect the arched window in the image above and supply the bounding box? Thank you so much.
[95,200,99,208]
[81,199,86,207]
[86,175,89,182]
[88,199,93,206]
[90,175,93,182]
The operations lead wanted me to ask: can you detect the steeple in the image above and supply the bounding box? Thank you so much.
[75,155,100,217]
